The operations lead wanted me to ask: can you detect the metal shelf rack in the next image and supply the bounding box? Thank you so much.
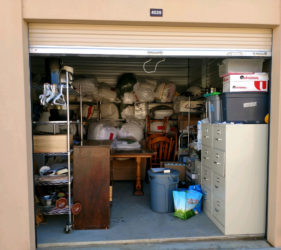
[34,66,83,233]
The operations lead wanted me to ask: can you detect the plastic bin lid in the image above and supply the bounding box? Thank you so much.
[203,92,221,98]
[148,169,179,178]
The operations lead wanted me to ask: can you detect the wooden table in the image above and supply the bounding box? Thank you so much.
[111,150,156,196]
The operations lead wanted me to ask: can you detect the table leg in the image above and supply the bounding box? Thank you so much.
[134,157,144,196]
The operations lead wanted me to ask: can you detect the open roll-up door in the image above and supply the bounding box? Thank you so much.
[29,23,272,57]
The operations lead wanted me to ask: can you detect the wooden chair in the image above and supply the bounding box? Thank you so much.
[148,136,175,168]
[145,114,178,161]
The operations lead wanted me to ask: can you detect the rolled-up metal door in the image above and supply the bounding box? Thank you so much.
[29,23,272,57]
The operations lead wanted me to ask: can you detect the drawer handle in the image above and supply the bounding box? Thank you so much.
[216,154,220,158]
[213,161,220,165]
[215,138,222,141]
[215,185,219,189]
[203,177,208,181]
[203,157,209,160]
[215,208,219,212]
[204,135,209,139]
[217,130,222,135]
[205,151,208,154]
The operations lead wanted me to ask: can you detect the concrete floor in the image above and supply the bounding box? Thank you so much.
[37,182,269,249]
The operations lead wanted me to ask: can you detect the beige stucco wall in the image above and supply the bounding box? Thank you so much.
[0,0,281,248]
[0,1,35,250]
[23,0,280,27]
[268,24,281,247]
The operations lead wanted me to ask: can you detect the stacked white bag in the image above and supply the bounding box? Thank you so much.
[87,122,118,140]
[133,79,157,102]
[154,82,176,103]
[118,119,144,142]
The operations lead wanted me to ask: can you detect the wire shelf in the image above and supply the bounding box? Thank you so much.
[35,175,73,186]
[42,206,70,215]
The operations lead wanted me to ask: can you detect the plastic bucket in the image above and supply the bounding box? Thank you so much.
[148,169,179,213]
[206,95,222,123]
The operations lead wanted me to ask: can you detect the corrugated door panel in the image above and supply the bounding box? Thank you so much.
[29,23,272,56]
[30,56,189,90]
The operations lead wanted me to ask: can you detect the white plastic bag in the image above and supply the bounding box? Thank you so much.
[121,106,135,120]
[134,103,147,119]
[97,85,119,102]
[122,92,136,104]
[186,86,202,97]
[100,103,119,120]
[126,118,146,129]
[111,139,141,150]
[133,80,157,102]
[118,121,144,141]
[72,78,98,96]
[155,83,176,103]
[87,122,118,140]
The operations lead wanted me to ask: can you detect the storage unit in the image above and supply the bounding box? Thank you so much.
[27,21,272,243]
[201,124,268,235]
[5,1,281,249]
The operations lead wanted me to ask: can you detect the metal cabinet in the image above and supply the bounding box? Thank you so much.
[201,124,268,235]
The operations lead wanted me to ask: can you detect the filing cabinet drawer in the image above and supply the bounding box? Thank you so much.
[202,124,213,147]
[213,195,225,226]
[202,146,212,168]
[202,166,212,190]
[212,149,225,177]
[213,125,225,150]
[202,186,212,214]
[213,174,225,199]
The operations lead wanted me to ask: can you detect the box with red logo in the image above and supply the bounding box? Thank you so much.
[223,73,268,93]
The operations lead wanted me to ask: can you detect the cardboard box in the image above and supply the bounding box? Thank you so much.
[160,162,186,181]
[223,73,268,93]
[33,135,73,153]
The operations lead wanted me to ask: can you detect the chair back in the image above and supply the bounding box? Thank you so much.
[149,136,174,167]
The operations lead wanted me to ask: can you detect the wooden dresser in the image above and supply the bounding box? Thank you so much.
[73,143,111,229]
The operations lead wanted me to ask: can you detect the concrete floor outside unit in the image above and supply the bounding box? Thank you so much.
[36,181,271,249]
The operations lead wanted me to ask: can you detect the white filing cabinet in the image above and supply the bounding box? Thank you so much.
[201,124,268,235]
